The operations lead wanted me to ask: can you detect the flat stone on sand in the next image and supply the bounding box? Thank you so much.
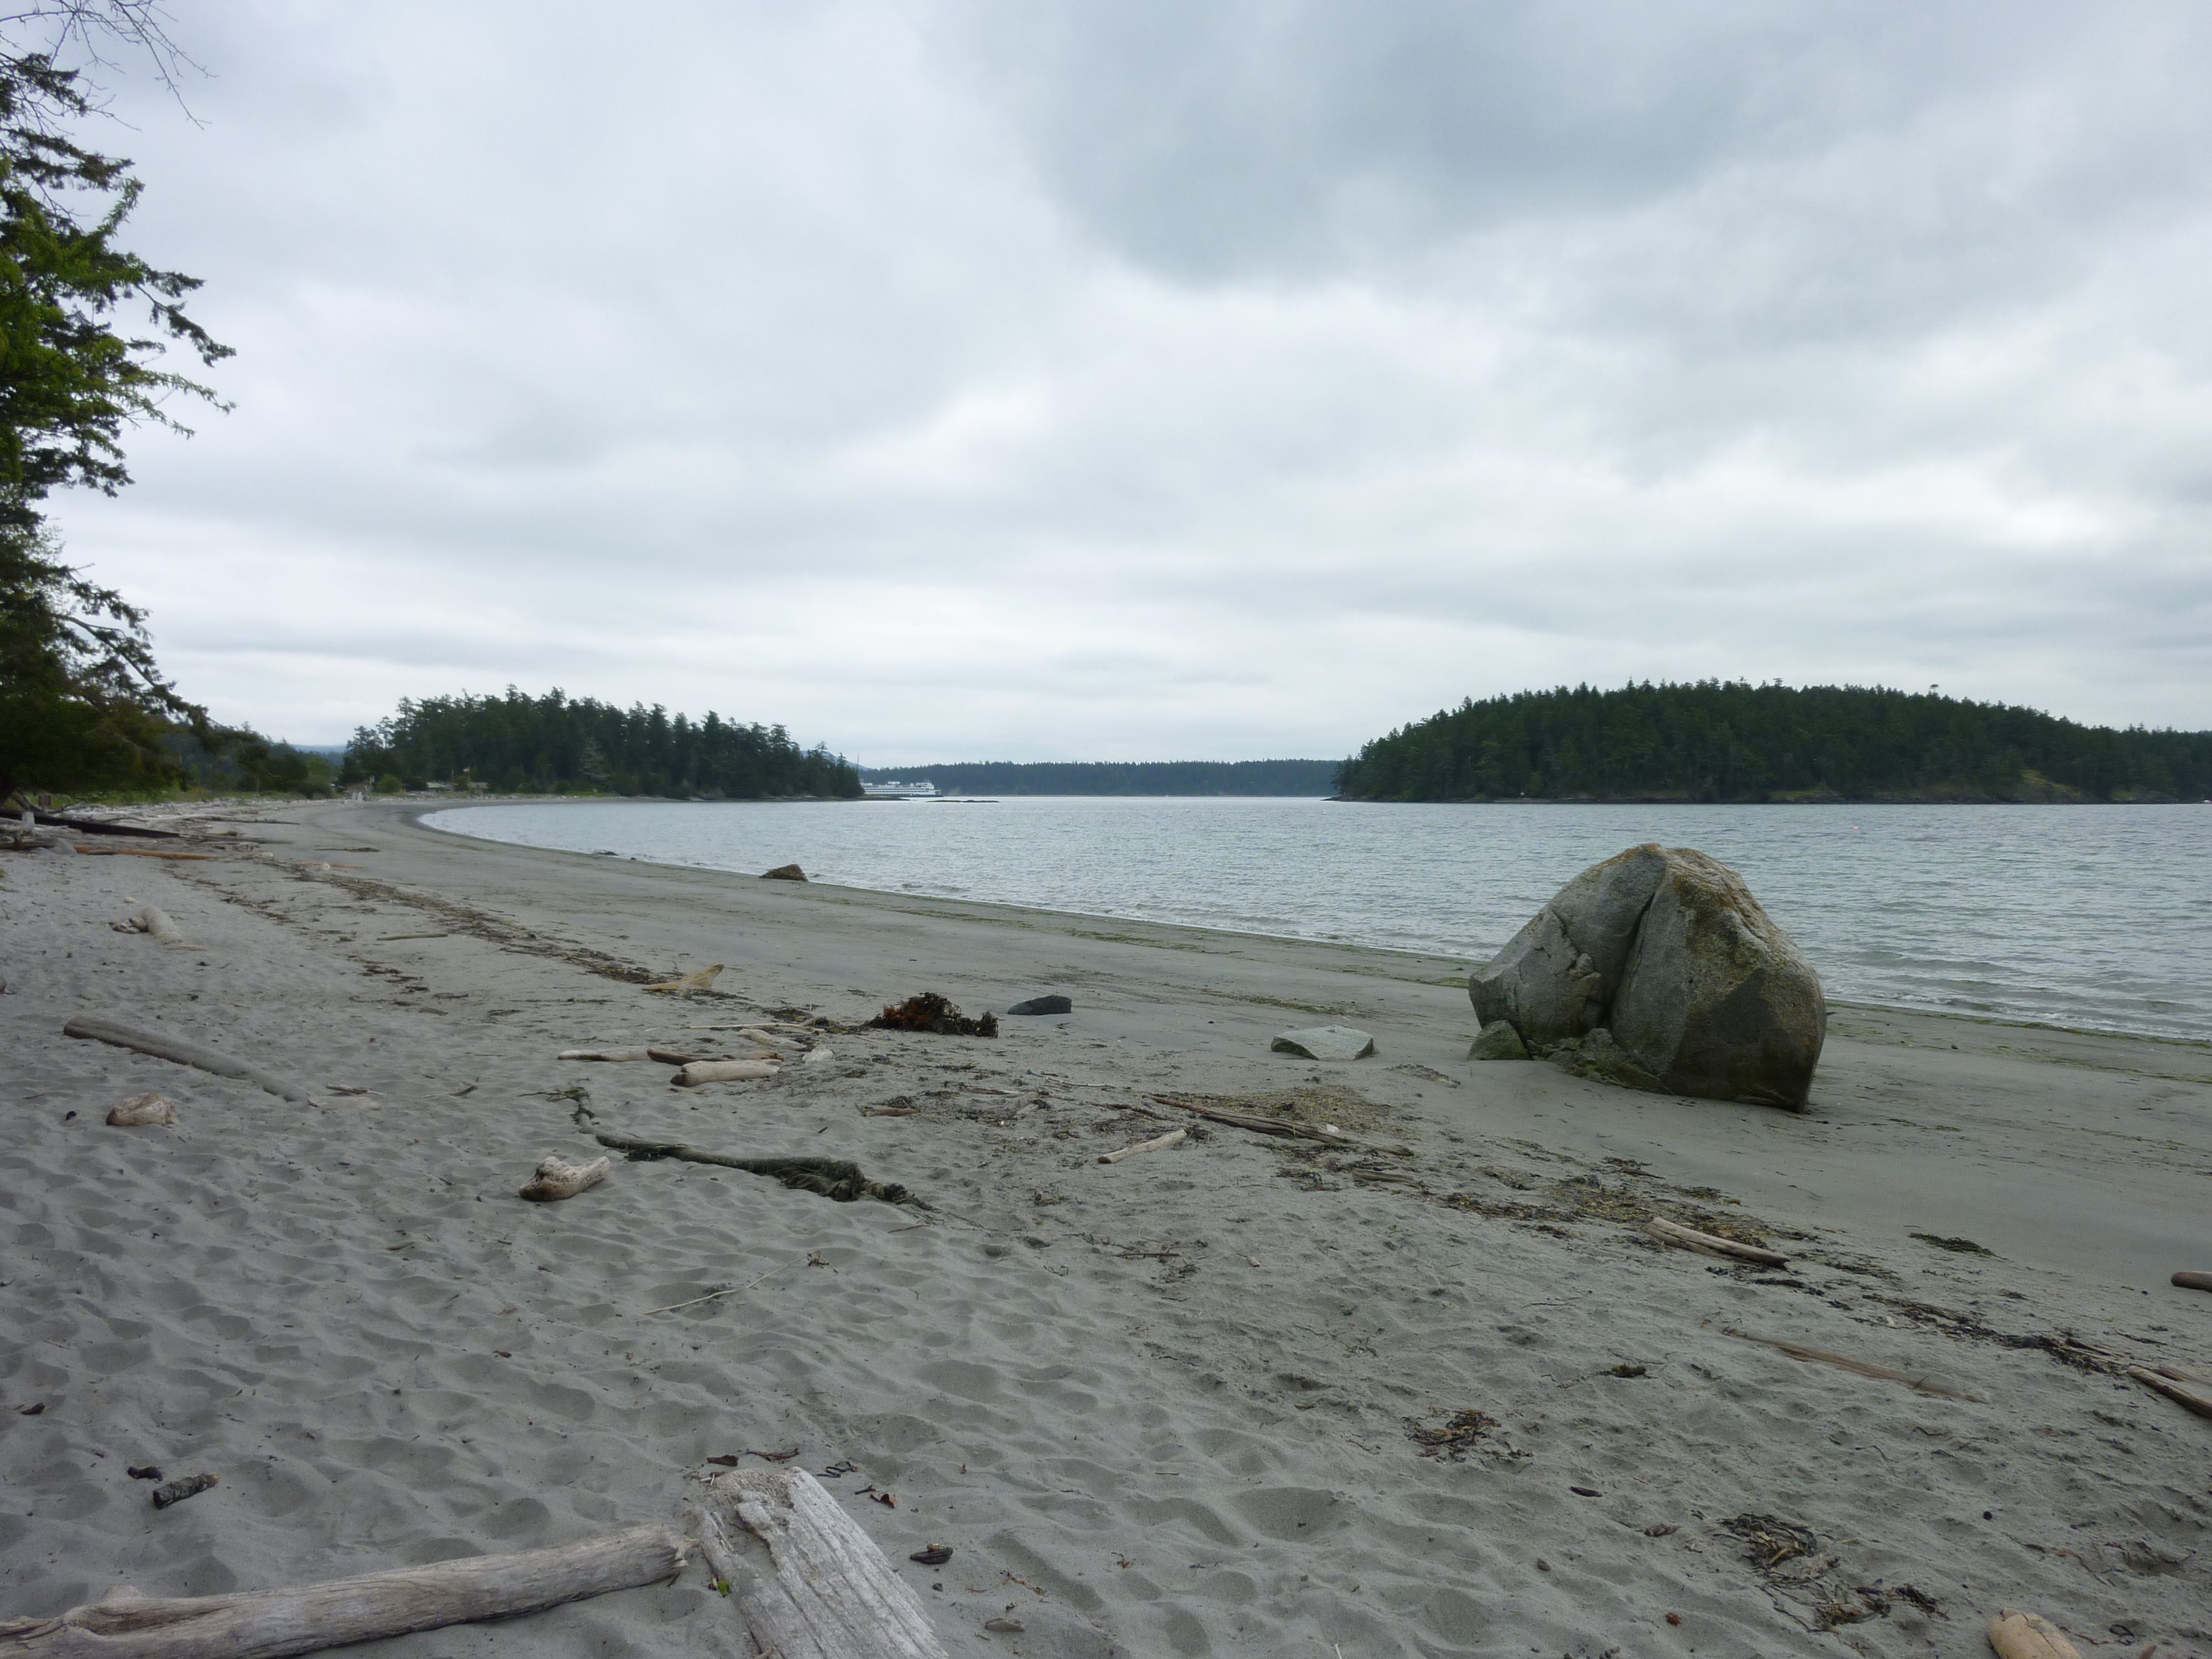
[1271,1024,1376,1061]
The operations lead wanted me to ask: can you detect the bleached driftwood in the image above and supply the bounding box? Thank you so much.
[106,1094,176,1127]
[644,966,723,994]
[646,1047,700,1065]
[0,1525,687,1659]
[738,1028,798,1052]
[76,848,216,862]
[690,1468,945,1659]
[1646,1216,1788,1267]
[1099,1128,1186,1165]
[124,907,189,946]
[519,1155,609,1202]
[802,1045,836,1067]
[2127,1365,2212,1420]
[1724,1327,1983,1401]
[64,1016,312,1105]
[557,1047,655,1062]
[2173,1270,2212,1293]
[674,1059,779,1087]
[1149,1095,1408,1154]
[1985,1607,2082,1659]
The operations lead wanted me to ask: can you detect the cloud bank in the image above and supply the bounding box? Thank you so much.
[48,0,2212,755]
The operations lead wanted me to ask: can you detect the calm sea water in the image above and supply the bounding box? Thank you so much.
[425,799,2212,1042]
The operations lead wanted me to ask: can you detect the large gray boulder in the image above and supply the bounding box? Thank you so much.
[1469,844,1824,1108]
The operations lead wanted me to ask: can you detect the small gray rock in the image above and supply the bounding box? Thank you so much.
[1271,1025,1376,1061]
[1006,994,1072,1016]
[1469,1020,1528,1061]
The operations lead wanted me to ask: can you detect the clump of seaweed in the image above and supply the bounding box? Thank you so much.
[868,992,998,1037]
[1405,1408,1499,1461]
[1722,1513,1818,1572]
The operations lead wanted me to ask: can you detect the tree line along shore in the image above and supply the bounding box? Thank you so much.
[1332,682,2212,805]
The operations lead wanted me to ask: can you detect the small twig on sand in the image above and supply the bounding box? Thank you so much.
[644,1258,801,1316]
[1099,1128,1186,1165]
[1647,1216,1788,1267]
[1723,1327,1984,1401]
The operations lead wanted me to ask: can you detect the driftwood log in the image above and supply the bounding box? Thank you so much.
[1724,1327,1983,1401]
[644,966,723,994]
[1985,1608,2082,1659]
[557,1047,655,1062]
[519,1155,609,1202]
[674,1059,778,1086]
[690,1468,946,1659]
[63,1016,312,1105]
[1099,1128,1186,1164]
[76,848,215,861]
[2172,1270,2212,1293]
[106,1094,176,1127]
[1646,1216,1788,1267]
[0,1526,687,1659]
[23,810,180,839]
[2127,1365,2212,1420]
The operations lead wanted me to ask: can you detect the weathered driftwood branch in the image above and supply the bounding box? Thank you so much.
[1723,1327,1983,1401]
[594,1133,919,1207]
[1147,1095,1407,1154]
[2127,1365,2212,1420]
[519,1155,609,1202]
[1985,1608,2082,1659]
[690,1468,946,1659]
[77,848,215,861]
[644,966,723,994]
[0,1525,687,1659]
[1646,1216,1788,1267]
[674,1059,778,1086]
[106,1094,176,1127]
[1099,1128,1186,1164]
[25,810,180,840]
[558,1047,654,1062]
[64,1016,312,1105]
[2172,1270,2212,1293]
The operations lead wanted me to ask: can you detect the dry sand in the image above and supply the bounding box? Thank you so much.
[2,798,2208,1658]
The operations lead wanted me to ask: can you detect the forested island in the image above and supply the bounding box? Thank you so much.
[341,690,860,799]
[860,759,1338,796]
[1334,682,2212,804]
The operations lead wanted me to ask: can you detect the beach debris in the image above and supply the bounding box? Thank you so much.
[112,906,190,947]
[644,964,724,994]
[17,1402,44,1416]
[984,1618,1024,1634]
[1986,1608,2084,1659]
[1606,1362,1649,1378]
[105,1093,176,1127]
[1646,1216,1788,1266]
[801,1045,836,1067]
[690,1467,949,1659]
[1723,1327,1984,1401]
[673,1058,780,1087]
[1471,844,1824,1107]
[1469,1020,1528,1060]
[707,1449,801,1467]
[1643,1524,1677,1537]
[1405,1408,1500,1460]
[1722,1513,1817,1572]
[519,1155,609,1202]
[1913,1233,1995,1255]
[859,1100,916,1117]
[1270,1025,1375,1061]
[127,1465,163,1481]
[910,1545,953,1567]
[1099,1128,1186,1164]
[2172,1270,2212,1292]
[2126,1365,2212,1419]
[1148,1092,1407,1155]
[149,1472,220,1510]
[557,1046,655,1062]
[760,864,807,881]
[869,992,998,1037]
[0,1525,688,1658]
[64,1015,313,1104]
[596,1131,920,1206]
[1006,994,1072,1016]
[1391,1062,1461,1086]
[1570,1486,1601,1498]
[79,846,215,860]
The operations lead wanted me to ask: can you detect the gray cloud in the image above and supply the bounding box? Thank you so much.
[35,0,2212,755]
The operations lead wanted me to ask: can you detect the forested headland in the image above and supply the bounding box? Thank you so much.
[341,689,862,799]
[1334,682,2212,804]
[859,759,1338,796]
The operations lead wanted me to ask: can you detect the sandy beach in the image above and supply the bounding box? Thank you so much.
[3,798,2208,1658]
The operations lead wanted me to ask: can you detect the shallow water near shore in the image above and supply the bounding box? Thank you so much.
[427,797,2212,1041]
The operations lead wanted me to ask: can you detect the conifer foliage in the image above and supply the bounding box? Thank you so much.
[341,688,862,799]
[1334,682,2212,804]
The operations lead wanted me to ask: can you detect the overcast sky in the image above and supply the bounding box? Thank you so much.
[44,1,2212,757]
